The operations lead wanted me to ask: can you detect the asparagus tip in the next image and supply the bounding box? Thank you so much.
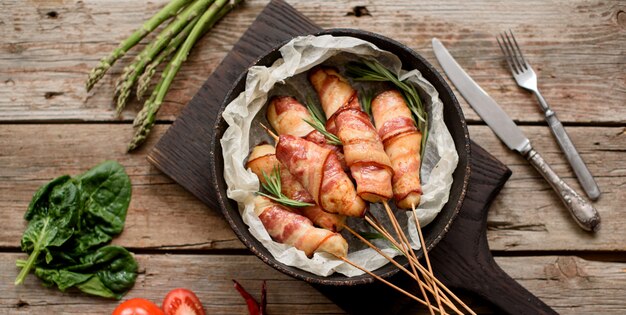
[115,86,131,116]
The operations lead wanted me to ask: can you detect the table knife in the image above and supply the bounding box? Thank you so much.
[432,38,600,232]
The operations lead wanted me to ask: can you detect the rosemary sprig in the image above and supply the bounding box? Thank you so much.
[303,97,343,146]
[257,165,314,208]
[306,95,326,124]
[346,60,429,152]
[359,89,373,115]
[358,231,402,253]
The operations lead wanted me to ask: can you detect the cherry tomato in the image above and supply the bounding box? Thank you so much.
[112,298,164,315]
[162,288,206,315]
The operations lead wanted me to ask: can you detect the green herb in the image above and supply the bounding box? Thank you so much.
[303,96,342,146]
[359,90,373,115]
[358,231,402,253]
[15,161,136,299]
[346,60,429,153]
[257,165,314,208]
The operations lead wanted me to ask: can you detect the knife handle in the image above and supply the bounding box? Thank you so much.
[544,108,601,200]
[525,148,601,232]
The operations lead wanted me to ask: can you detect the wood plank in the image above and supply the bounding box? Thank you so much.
[0,124,623,251]
[467,125,626,251]
[0,124,241,251]
[1,253,625,314]
[1,0,624,123]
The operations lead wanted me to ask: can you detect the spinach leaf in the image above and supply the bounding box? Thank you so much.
[44,226,113,266]
[72,246,138,295]
[76,160,131,235]
[15,176,80,285]
[33,269,92,291]
[33,246,138,299]
[15,161,137,299]
[75,275,118,299]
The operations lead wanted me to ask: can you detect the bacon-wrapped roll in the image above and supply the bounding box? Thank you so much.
[335,108,395,202]
[276,135,366,217]
[308,68,360,134]
[309,67,393,203]
[267,96,315,138]
[246,144,346,232]
[254,196,348,258]
[371,90,423,209]
[267,96,347,170]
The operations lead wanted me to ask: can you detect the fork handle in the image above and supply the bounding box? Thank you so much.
[525,148,601,232]
[539,98,601,200]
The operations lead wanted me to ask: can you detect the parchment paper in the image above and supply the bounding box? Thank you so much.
[220,35,458,277]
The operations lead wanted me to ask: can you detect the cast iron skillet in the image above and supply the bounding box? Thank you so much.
[210,29,471,286]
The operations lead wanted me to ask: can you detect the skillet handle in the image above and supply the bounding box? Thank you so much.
[429,143,557,314]
[430,210,557,314]
[443,252,558,315]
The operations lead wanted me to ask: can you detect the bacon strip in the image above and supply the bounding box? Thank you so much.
[267,96,347,170]
[276,135,366,217]
[309,67,393,203]
[254,196,348,258]
[308,68,360,134]
[371,90,423,209]
[246,144,346,232]
[267,96,315,138]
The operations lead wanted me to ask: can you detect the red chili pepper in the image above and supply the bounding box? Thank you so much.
[233,280,267,315]
[260,281,267,315]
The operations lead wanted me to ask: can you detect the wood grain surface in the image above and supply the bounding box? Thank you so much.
[1,0,625,314]
[2,125,623,251]
[1,0,624,124]
[1,253,625,315]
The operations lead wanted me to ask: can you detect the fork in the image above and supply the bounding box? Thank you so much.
[497,30,601,200]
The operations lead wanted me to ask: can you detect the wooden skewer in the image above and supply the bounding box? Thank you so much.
[366,212,464,315]
[259,122,279,142]
[389,207,473,315]
[365,207,438,315]
[411,203,446,315]
[257,120,470,314]
[334,255,442,313]
[383,201,445,315]
[380,201,435,315]
[410,255,475,315]
[342,224,465,313]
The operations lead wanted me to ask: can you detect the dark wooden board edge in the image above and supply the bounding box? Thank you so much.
[148,0,319,211]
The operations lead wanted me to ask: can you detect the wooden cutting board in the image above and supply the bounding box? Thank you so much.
[148,0,555,313]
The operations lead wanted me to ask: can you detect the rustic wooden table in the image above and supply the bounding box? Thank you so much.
[1,0,625,314]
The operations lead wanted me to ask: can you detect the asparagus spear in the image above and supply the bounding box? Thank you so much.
[137,3,233,99]
[115,0,215,115]
[85,0,193,91]
[128,0,235,151]
[136,16,201,100]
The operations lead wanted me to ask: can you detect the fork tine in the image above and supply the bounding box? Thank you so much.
[499,32,521,74]
[501,31,521,72]
[503,30,525,72]
[497,35,518,74]
[508,29,528,70]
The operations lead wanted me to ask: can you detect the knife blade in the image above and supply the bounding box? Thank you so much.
[432,38,600,232]
[432,38,531,153]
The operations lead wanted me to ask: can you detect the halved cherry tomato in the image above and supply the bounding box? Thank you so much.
[112,298,164,315]
[162,288,205,315]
